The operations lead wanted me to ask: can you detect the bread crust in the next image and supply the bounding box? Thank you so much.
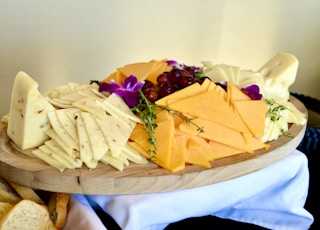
[48,193,70,229]
[0,199,57,230]
[0,178,21,204]
[0,177,69,229]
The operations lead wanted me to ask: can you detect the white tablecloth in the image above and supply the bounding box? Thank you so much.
[63,150,314,230]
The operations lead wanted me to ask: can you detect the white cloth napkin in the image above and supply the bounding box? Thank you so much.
[63,194,107,230]
[64,150,314,230]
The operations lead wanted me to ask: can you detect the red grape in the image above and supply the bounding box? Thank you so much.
[142,80,155,91]
[142,61,209,102]
[158,82,176,98]
[179,76,195,88]
[157,72,170,85]
[168,68,183,84]
[144,88,159,102]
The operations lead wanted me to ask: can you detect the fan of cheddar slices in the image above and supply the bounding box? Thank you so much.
[128,79,269,173]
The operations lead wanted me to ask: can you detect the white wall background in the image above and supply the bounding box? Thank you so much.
[1,0,320,117]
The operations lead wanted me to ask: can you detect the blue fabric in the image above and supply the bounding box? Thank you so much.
[297,128,320,155]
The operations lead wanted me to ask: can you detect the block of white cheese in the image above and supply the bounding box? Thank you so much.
[7,71,55,149]
[258,52,299,101]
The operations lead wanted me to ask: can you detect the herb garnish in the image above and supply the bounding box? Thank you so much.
[162,107,204,133]
[280,128,295,138]
[265,98,288,121]
[265,98,295,138]
[131,89,204,162]
[131,90,158,162]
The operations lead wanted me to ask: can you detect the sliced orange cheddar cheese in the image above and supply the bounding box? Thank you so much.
[207,140,244,160]
[155,82,204,107]
[128,141,151,159]
[179,117,253,153]
[168,88,248,133]
[155,109,172,123]
[154,110,177,152]
[102,70,126,84]
[146,60,172,84]
[129,124,151,151]
[227,82,251,101]
[118,62,159,82]
[200,78,213,91]
[172,115,185,128]
[244,134,270,151]
[154,117,175,168]
[183,134,211,168]
[102,60,171,84]
[101,60,271,173]
[168,135,186,172]
[232,100,267,137]
[184,133,212,165]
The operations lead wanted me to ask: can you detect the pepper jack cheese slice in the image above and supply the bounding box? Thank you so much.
[7,72,55,150]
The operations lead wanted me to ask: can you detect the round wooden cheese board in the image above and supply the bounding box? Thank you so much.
[0,96,307,195]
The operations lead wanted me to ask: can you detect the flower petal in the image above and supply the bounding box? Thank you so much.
[132,81,145,91]
[99,81,120,93]
[242,84,263,100]
[120,91,140,107]
[122,75,138,89]
[166,60,180,67]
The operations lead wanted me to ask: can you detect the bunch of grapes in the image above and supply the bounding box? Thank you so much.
[142,65,209,103]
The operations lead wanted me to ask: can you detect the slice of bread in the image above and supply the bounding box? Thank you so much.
[0,199,56,230]
[47,193,69,230]
[0,202,13,219]
[7,181,45,205]
[0,178,21,204]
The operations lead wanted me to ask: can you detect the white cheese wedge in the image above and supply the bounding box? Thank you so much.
[7,72,55,149]
[258,52,299,101]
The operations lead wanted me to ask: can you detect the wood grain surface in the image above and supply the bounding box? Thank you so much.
[0,96,307,195]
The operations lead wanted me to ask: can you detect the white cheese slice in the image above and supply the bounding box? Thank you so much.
[95,114,132,156]
[102,93,142,124]
[47,111,79,150]
[55,109,79,143]
[38,145,76,169]
[122,144,148,164]
[32,149,65,172]
[72,97,106,120]
[75,112,98,169]
[7,72,56,149]
[201,62,229,83]
[80,112,109,161]
[100,153,125,171]
[46,128,79,158]
[44,140,82,168]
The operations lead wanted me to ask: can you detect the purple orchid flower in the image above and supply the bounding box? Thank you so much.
[99,75,144,107]
[166,60,201,73]
[242,84,263,100]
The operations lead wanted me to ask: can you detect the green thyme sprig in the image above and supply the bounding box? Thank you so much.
[131,90,204,162]
[280,128,295,138]
[265,98,295,138]
[265,98,288,121]
[131,90,157,162]
[161,106,204,133]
